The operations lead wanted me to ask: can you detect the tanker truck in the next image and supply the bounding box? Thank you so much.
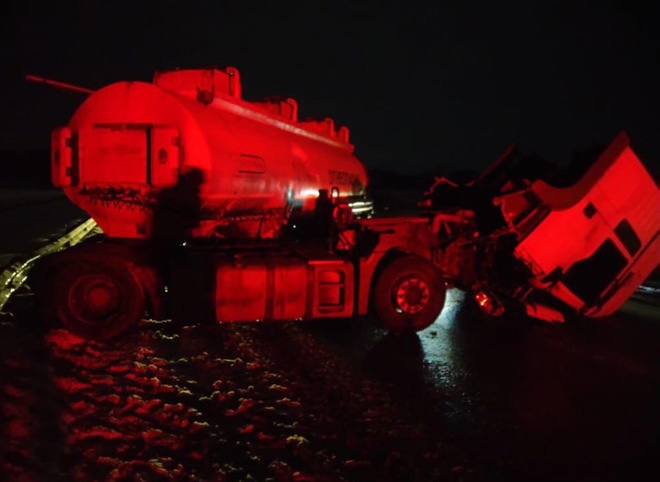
[30,67,660,340]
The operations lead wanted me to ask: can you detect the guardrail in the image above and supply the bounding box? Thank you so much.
[0,218,99,311]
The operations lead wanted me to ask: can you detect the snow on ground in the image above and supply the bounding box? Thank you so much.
[3,285,660,481]
[0,303,467,482]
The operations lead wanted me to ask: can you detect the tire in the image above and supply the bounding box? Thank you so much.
[42,255,145,341]
[372,255,446,333]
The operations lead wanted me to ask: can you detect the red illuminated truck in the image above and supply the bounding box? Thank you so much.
[30,68,660,340]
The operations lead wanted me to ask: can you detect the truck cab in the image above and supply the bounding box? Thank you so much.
[494,132,659,318]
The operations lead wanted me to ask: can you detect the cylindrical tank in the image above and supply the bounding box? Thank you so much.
[52,68,369,239]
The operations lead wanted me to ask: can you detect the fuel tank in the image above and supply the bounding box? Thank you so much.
[51,68,369,239]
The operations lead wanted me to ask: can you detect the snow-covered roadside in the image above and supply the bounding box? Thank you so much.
[0,188,63,211]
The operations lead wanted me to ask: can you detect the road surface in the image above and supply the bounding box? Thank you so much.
[0,194,659,481]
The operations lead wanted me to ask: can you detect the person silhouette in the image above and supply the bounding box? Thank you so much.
[314,188,334,241]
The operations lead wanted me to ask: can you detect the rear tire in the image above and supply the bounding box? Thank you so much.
[41,255,145,341]
[372,255,446,333]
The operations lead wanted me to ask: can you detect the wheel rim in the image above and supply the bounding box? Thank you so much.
[68,274,122,323]
[393,276,430,315]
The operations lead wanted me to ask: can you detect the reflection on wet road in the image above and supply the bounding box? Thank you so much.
[420,289,469,393]
[307,289,660,481]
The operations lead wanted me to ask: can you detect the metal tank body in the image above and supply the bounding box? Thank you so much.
[52,68,369,239]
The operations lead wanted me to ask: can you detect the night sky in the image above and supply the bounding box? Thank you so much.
[1,0,658,177]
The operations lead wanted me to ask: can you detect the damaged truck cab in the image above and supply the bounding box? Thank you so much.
[426,131,660,322]
[496,132,660,320]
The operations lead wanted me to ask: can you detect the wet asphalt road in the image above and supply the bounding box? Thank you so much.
[297,291,660,481]
[1,192,659,481]
[1,288,659,482]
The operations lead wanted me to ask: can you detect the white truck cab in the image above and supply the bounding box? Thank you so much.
[499,132,659,318]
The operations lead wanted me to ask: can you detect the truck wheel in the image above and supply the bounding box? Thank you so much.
[372,255,446,333]
[45,257,145,341]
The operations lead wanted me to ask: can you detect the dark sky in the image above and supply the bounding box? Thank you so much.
[1,0,658,176]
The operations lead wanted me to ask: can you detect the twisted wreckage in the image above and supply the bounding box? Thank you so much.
[29,68,660,340]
